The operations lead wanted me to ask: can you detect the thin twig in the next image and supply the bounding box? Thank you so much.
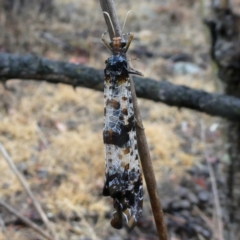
[130,68,168,240]
[99,1,168,239]
[0,143,58,240]
[0,199,52,240]
[99,0,121,39]
[200,122,224,240]
[36,125,49,148]
[40,32,74,51]
[63,199,100,240]
[165,213,186,225]
[193,206,215,234]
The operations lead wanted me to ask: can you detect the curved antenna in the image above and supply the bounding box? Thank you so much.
[103,12,116,37]
[121,10,133,36]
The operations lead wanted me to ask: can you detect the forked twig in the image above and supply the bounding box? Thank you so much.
[99,1,168,239]
[0,143,58,240]
[0,199,52,240]
[200,122,224,240]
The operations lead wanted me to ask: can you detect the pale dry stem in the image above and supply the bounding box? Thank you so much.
[200,122,224,240]
[0,199,53,240]
[0,143,58,240]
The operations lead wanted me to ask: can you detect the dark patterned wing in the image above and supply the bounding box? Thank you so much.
[103,55,143,231]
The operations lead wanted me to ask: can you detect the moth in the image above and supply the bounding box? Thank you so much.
[102,11,143,231]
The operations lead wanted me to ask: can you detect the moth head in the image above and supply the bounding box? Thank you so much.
[109,37,126,52]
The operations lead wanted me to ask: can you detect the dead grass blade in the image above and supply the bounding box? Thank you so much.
[63,199,100,240]
[200,122,224,240]
[0,143,58,240]
[0,199,52,240]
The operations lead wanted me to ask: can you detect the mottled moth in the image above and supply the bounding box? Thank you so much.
[102,11,143,231]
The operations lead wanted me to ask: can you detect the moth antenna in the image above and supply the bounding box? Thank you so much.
[121,10,133,37]
[103,11,116,37]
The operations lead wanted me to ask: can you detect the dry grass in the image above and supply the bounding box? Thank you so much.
[0,0,227,239]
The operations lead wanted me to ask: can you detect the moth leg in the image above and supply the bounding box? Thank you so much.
[128,57,139,61]
[123,33,134,53]
[128,67,143,77]
[101,31,112,52]
[122,32,131,37]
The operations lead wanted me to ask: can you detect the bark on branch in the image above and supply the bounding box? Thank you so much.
[206,6,240,232]
[1,52,240,121]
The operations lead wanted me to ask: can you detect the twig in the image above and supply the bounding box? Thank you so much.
[130,66,168,240]
[99,0,121,39]
[40,32,73,51]
[36,125,49,148]
[0,199,52,240]
[0,143,58,240]
[165,213,186,225]
[200,122,224,240]
[63,199,100,240]
[193,206,215,234]
[99,1,168,239]
[197,232,207,240]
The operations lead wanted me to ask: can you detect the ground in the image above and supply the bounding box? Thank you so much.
[0,0,238,239]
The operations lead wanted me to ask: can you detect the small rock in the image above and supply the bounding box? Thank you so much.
[171,200,191,210]
[172,62,201,75]
[66,120,79,130]
[177,186,189,198]
[201,228,212,238]
[198,190,209,203]
[37,168,48,179]
[187,192,199,205]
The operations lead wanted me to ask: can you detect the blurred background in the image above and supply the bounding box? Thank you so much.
[1,0,239,239]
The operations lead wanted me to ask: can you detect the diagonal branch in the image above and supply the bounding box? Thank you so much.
[0,199,53,240]
[0,53,240,122]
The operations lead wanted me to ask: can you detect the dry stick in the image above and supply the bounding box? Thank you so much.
[200,123,224,240]
[0,143,58,240]
[0,199,52,240]
[64,199,100,240]
[193,206,216,237]
[36,125,49,148]
[130,66,168,240]
[99,0,121,38]
[99,1,168,239]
